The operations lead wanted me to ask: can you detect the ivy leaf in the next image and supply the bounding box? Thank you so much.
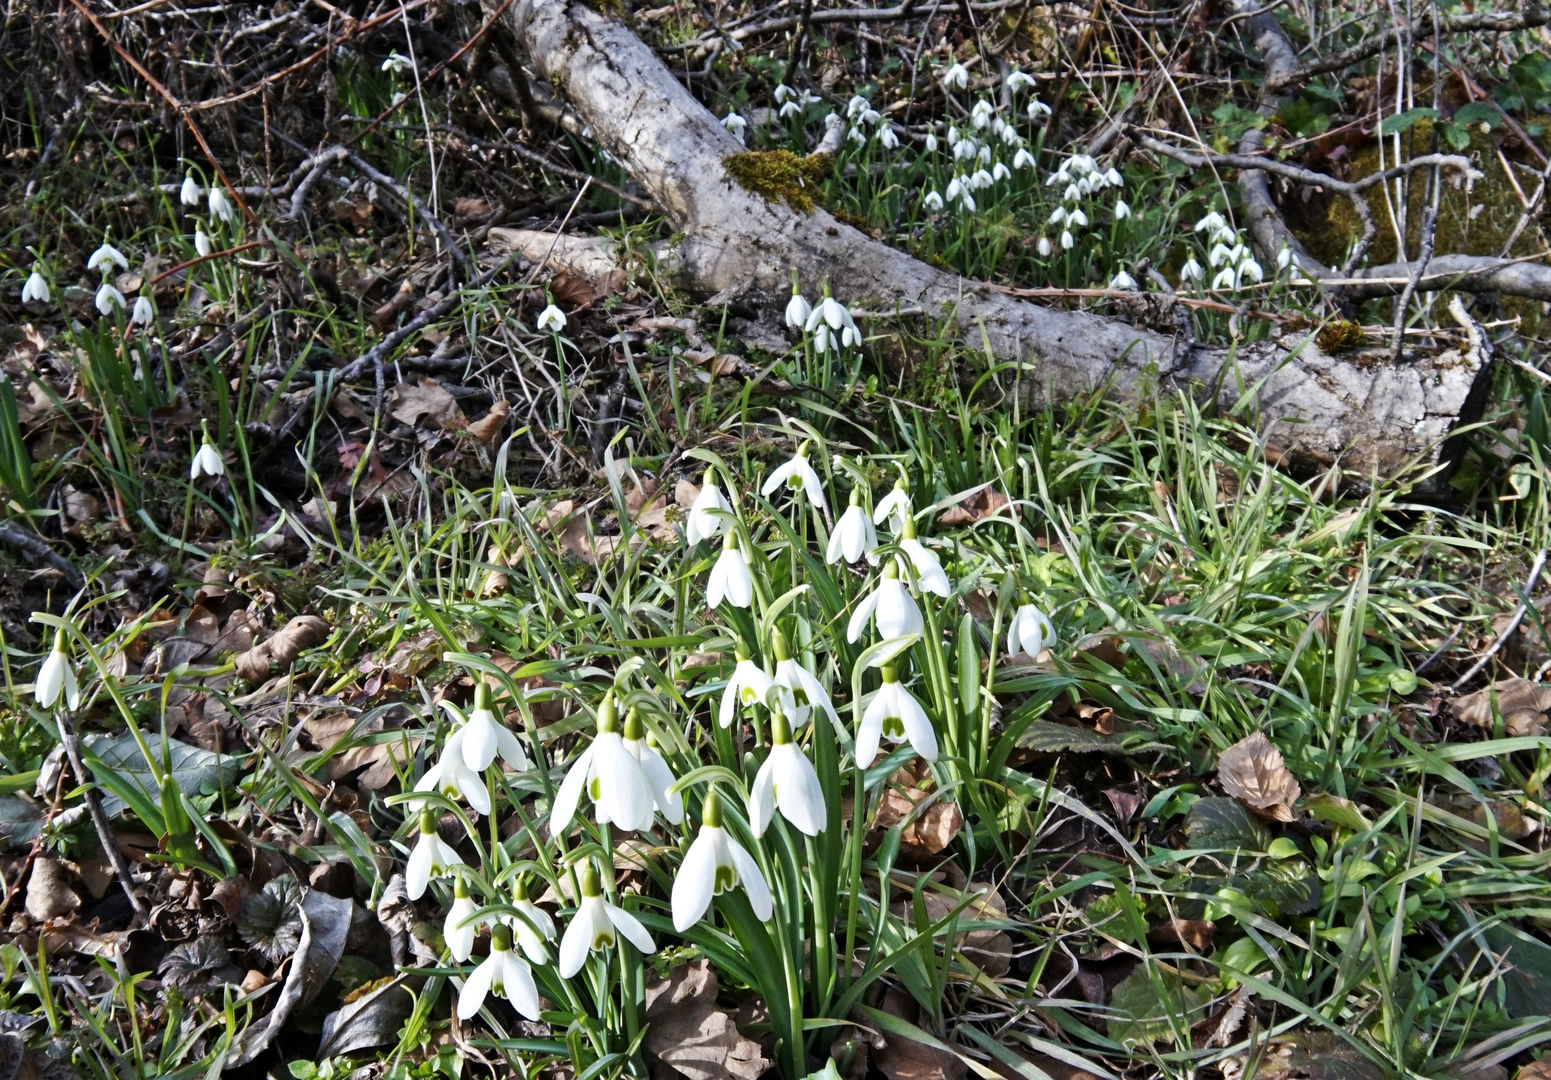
[1184,797,1270,851]
[1378,107,1439,136]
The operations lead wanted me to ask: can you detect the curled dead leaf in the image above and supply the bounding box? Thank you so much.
[937,487,1015,527]
[1216,731,1301,822]
[467,400,510,442]
[234,615,330,683]
[645,960,770,1080]
[390,377,463,431]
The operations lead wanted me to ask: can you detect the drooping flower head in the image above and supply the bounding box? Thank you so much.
[760,441,827,513]
[457,921,541,1020]
[623,707,683,825]
[687,470,733,546]
[508,878,557,964]
[707,531,754,609]
[550,690,657,835]
[719,645,774,729]
[444,874,481,962]
[895,514,950,598]
[750,699,827,837]
[180,172,201,206]
[672,788,773,931]
[857,664,938,767]
[770,627,839,733]
[826,486,878,565]
[558,861,656,977]
[20,269,49,305]
[537,303,566,333]
[846,560,924,644]
[453,681,530,773]
[35,628,80,711]
[406,807,465,900]
[191,421,225,480]
[1007,601,1055,658]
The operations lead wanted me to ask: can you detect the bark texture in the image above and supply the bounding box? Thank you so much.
[493,0,1496,478]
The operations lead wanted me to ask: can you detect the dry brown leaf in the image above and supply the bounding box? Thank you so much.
[390,377,462,431]
[304,711,419,790]
[453,196,498,219]
[644,961,770,1080]
[1216,732,1301,821]
[373,279,414,330]
[676,478,701,509]
[552,268,627,309]
[1515,1061,1551,1080]
[873,762,963,859]
[467,400,510,442]
[234,616,330,683]
[60,484,101,531]
[1146,917,1216,951]
[25,858,81,920]
[871,988,967,1080]
[938,487,1015,527]
[1454,678,1551,737]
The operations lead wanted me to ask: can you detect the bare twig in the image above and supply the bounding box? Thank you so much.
[0,524,82,588]
[54,712,148,920]
[1452,549,1549,691]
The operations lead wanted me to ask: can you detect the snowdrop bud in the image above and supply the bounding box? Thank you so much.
[20,270,48,305]
[879,126,898,149]
[180,172,201,206]
[992,162,1010,182]
[1114,199,1131,219]
[923,190,944,212]
[130,294,155,326]
[208,186,233,223]
[1013,148,1035,170]
[1277,245,1293,270]
[1060,230,1073,250]
[1110,271,1137,291]
[924,133,938,153]
[1180,257,1203,283]
[722,113,747,142]
[194,227,213,258]
[1036,236,1053,257]
[947,125,960,146]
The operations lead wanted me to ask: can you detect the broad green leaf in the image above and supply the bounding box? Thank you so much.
[1378,106,1438,136]
[1183,797,1270,851]
[83,733,243,818]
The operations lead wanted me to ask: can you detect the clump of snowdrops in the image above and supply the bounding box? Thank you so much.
[395,432,1059,1080]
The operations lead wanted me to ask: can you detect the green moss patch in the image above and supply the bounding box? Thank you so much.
[723,151,833,214]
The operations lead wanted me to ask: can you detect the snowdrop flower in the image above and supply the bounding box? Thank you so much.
[550,692,656,835]
[382,51,411,74]
[779,99,803,119]
[94,281,125,315]
[858,108,881,127]
[1071,154,1096,173]
[194,227,213,258]
[922,190,944,212]
[180,172,201,206]
[1104,167,1124,188]
[1006,70,1036,92]
[622,707,682,825]
[1000,126,1022,146]
[953,139,977,162]
[1114,199,1131,219]
[411,727,491,815]
[761,440,826,513]
[946,177,966,203]
[992,162,1011,182]
[87,239,127,275]
[749,706,826,837]
[1068,208,1088,228]
[978,144,992,165]
[1239,258,1265,284]
[785,284,813,330]
[406,809,465,900]
[537,303,566,332]
[20,270,49,304]
[846,95,869,119]
[803,295,862,350]
[1060,230,1074,250]
[207,185,233,223]
[672,789,773,930]
[947,125,960,146]
[722,112,747,143]
[444,876,481,962]
[1211,266,1237,290]
[452,683,530,772]
[857,665,938,766]
[559,862,656,977]
[707,532,754,609]
[130,294,155,326]
[847,561,923,644]
[720,647,775,729]
[969,100,993,130]
[969,169,993,191]
[775,84,795,103]
[1049,206,1067,226]
[1047,164,1069,186]
[1063,182,1082,203]
[770,629,840,733]
[847,126,867,147]
[924,133,939,153]
[879,126,899,150]
[959,190,977,213]
[1110,270,1137,291]
[1277,245,1294,270]
[1078,176,1094,197]
[687,471,733,545]
[1208,243,1231,267]
[1027,98,1051,119]
[1007,602,1055,657]
[35,630,80,710]
[508,881,557,963]
[391,91,408,107]
[1194,211,1227,234]
[827,487,878,565]
[1180,257,1204,283]
[191,423,225,480]
[941,62,969,91]
[1036,236,1053,257]
[873,475,911,529]
[458,923,540,1020]
[895,517,950,597]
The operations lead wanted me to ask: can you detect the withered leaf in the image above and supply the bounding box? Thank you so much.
[467,400,510,443]
[937,487,1014,527]
[1216,732,1301,822]
[1454,678,1551,737]
[390,377,462,431]
[644,960,770,1080]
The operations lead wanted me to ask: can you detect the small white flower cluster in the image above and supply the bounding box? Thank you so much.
[784,287,861,354]
[773,83,822,120]
[841,94,898,149]
[923,66,1048,214]
[1186,211,1267,292]
[1037,152,1128,256]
